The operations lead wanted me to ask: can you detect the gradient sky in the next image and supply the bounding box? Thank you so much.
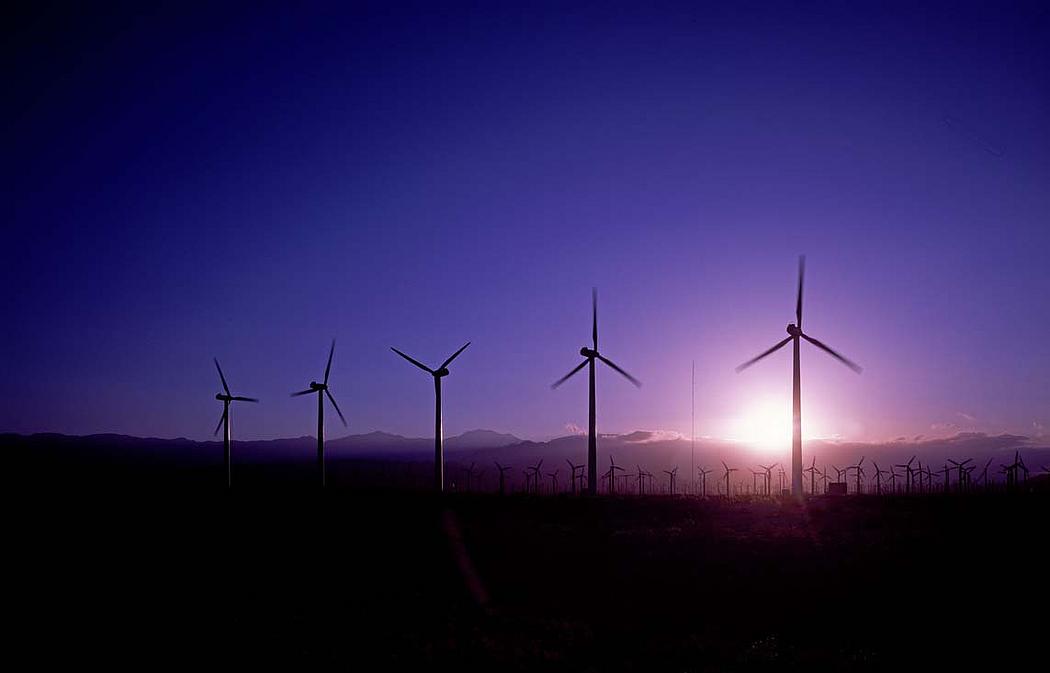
[3,1,1048,443]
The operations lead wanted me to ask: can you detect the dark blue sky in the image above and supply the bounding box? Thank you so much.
[3,1,1048,444]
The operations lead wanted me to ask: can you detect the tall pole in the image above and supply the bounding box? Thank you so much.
[434,376,443,493]
[792,336,803,499]
[223,399,231,489]
[691,360,695,496]
[317,390,325,488]
[587,357,597,495]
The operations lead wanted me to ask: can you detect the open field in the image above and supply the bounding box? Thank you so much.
[10,491,1046,671]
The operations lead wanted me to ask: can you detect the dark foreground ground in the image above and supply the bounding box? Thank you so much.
[9,491,1047,671]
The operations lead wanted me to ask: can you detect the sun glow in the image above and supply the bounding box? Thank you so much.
[726,395,828,455]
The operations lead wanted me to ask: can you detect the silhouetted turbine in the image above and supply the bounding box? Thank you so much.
[697,466,713,497]
[736,256,862,499]
[494,462,512,496]
[212,358,258,488]
[552,288,640,495]
[722,461,738,497]
[291,340,347,488]
[391,341,471,493]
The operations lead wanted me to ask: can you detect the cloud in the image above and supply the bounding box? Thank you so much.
[622,430,684,443]
[956,411,977,423]
[564,423,585,436]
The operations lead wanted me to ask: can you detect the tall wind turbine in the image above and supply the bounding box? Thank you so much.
[552,288,641,495]
[735,256,862,498]
[391,341,471,493]
[212,358,258,488]
[291,340,347,488]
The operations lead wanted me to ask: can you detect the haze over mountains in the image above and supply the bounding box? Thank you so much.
[6,428,1048,486]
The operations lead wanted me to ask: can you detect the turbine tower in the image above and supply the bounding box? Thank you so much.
[735,256,862,499]
[212,358,258,488]
[552,288,640,495]
[291,340,347,488]
[391,341,471,493]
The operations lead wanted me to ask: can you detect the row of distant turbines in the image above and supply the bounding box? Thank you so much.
[446,451,1044,496]
[214,256,865,493]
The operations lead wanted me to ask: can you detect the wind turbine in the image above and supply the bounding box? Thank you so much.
[895,456,917,495]
[698,466,713,498]
[847,456,865,495]
[212,358,258,488]
[663,466,679,495]
[721,461,738,498]
[494,462,511,496]
[547,469,560,494]
[527,459,544,495]
[804,457,819,495]
[735,256,862,498]
[566,459,584,495]
[552,288,641,495]
[391,341,471,493]
[602,455,625,495]
[948,458,973,493]
[291,340,347,488]
[872,462,888,495]
[635,465,648,495]
[758,463,777,496]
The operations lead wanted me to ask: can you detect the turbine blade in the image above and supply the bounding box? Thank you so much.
[735,337,792,373]
[214,358,231,396]
[796,255,806,329]
[326,389,347,427]
[596,354,641,387]
[324,339,336,385]
[291,388,315,397]
[800,333,862,373]
[391,347,434,374]
[592,287,598,350]
[213,409,227,436]
[551,359,588,389]
[231,396,259,403]
[440,341,471,370]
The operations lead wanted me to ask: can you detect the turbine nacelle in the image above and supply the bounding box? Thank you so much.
[580,347,598,358]
[434,367,450,378]
[309,381,327,391]
[786,323,801,337]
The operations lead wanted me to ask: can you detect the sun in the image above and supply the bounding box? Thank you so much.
[726,395,827,456]
[728,396,791,452]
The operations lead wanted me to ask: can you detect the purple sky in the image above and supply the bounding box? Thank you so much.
[3,2,1048,444]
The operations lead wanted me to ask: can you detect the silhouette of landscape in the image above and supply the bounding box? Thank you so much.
[6,2,1049,671]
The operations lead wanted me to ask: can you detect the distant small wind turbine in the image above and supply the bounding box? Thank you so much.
[758,463,777,496]
[663,466,679,495]
[697,466,712,498]
[602,455,625,495]
[721,461,738,498]
[948,458,973,493]
[566,459,584,495]
[494,462,512,496]
[847,456,866,495]
[736,256,862,498]
[391,341,471,493]
[212,358,258,488]
[895,456,917,495]
[552,288,640,495]
[291,340,347,488]
[804,457,819,495]
[871,462,888,495]
[528,459,544,495]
